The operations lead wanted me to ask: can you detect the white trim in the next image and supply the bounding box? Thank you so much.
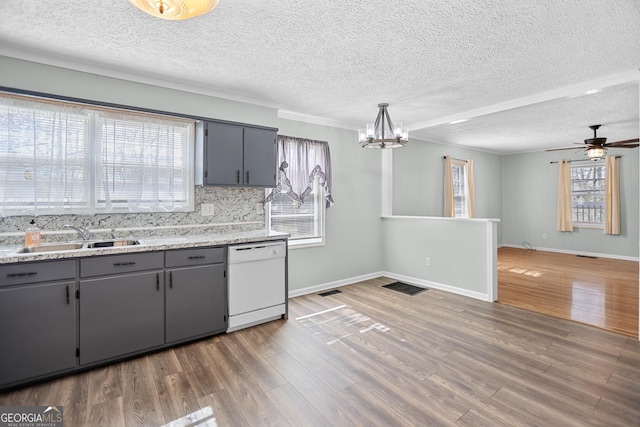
[500,243,640,262]
[486,221,498,301]
[288,271,384,298]
[287,271,490,302]
[381,215,500,223]
[407,70,639,131]
[0,47,283,112]
[381,271,491,301]
[277,110,353,130]
[381,149,393,216]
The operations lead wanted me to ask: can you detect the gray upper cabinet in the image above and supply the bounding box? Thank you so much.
[204,121,277,187]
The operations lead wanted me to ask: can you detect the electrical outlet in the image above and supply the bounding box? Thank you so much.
[256,203,264,214]
[201,203,215,216]
[425,257,431,266]
[542,233,547,240]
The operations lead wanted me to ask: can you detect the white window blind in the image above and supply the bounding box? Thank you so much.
[268,177,323,242]
[571,163,605,225]
[0,93,194,216]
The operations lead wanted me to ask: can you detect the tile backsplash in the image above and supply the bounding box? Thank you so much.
[0,187,266,246]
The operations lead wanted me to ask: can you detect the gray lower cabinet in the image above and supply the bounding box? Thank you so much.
[79,271,164,365]
[79,252,165,365]
[165,264,226,343]
[0,280,76,387]
[0,244,233,389]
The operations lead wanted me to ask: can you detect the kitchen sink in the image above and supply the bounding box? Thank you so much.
[86,239,140,248]
[15,242,85,253]
[14,239,140,254]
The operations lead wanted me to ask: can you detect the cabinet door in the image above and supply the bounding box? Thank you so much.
[243,127,277,187]
[205,122,244,185]
[79,271,164,365]
[165,264,226,344]
[0,282,76,387]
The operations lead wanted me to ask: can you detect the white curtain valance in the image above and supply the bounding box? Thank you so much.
[265,135,334,208]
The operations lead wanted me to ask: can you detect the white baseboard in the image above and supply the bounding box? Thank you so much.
[380,271,491,302]
[288,271,490,302]
[288,272,383,298]
[501,244,639,262]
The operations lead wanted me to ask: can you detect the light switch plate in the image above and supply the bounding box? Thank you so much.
[201,203,215,216]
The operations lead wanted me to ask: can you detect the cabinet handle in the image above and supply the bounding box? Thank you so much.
[246,170,250,183]
[236,170,240,184]
[66,285,70,305]
[7,272,38,278]
[156,273,159,291]
[169,271,173,289]
[113,261,136,267]
[188,255,206,260]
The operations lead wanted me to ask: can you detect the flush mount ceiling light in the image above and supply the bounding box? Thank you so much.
[358,103,408,149]
[128,0,220,20]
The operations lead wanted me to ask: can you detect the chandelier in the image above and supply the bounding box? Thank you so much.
[358,103,408,149]
[128,0,220,20]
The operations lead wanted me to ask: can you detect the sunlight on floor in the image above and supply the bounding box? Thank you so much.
[161,406,216,427]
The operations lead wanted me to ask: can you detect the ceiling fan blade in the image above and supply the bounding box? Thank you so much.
[604,138,639,147]
[606,143,639,148]
[545,146,584,152]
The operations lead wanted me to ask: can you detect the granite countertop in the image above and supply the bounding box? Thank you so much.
[0,230,288,264]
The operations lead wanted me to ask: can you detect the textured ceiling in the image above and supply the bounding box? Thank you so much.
[0,0,638,154]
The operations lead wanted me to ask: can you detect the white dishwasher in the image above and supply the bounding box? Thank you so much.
[227,241,286,332]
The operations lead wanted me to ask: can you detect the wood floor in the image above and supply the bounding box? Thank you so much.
[498,246,639,338]
[1,277,639,426]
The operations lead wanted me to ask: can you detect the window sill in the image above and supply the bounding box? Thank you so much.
[288,238,325,250]
[573,223,604,229]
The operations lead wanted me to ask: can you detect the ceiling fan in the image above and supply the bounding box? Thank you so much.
[546,125,639,160]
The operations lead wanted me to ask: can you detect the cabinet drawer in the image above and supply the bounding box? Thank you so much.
[0,260,75,287]
[165,247,225,267]
[80,251,163,278]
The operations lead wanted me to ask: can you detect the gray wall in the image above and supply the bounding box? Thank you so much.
[277,120,383,291]
[502,149,639,258]
[382,217,495,299]
[392,138,504,243]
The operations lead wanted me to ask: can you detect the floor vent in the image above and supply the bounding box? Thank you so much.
[577,255,598,259]
[382,282,427,296]
[318,289,342,297]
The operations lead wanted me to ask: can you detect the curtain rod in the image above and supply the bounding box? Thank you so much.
[549,155,621,164]
[443,156,468,162]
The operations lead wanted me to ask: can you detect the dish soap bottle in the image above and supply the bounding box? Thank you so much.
[25,219,41,247]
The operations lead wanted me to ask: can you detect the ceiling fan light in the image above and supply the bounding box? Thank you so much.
[586,146,606,160]
[128,0,220,20]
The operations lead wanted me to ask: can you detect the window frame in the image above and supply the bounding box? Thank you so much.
[570,162,605,229]
[0,89,195,216]
[266,176,326,248]
[451,159,470,218]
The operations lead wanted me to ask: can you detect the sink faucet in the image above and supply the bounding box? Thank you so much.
[64,224,91,241]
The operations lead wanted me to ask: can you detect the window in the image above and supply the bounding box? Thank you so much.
[0,92,194,216]
[266,136,333,247]
[571,163,605,226]
[451,161,468,217]
[267,176,324,245]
